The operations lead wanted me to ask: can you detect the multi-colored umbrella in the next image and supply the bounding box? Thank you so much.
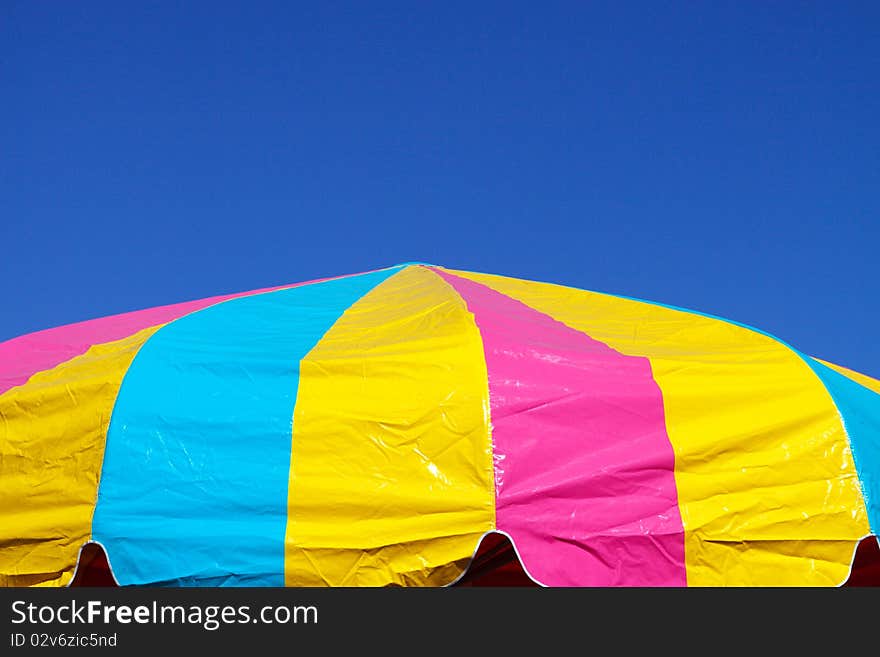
[2,263,879,587]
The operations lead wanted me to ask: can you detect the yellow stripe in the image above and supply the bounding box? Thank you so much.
[0,326,162,586]
[817,359,880,395]
[445,269,869,586]
[285,266,494,586]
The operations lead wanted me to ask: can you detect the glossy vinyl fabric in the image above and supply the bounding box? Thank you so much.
[1,264,878,587]
[451,269,873,585]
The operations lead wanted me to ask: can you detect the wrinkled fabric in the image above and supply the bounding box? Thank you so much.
[1,263,879,587]
[434,269,685,586]
[451,268,872,585]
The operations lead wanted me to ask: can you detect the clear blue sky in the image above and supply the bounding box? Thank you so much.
[2,2,878,377]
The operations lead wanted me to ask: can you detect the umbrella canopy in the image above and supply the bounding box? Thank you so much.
[2,263,879,587]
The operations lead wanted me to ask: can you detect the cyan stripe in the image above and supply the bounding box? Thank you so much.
[92,267,401,586]
[802,358,880,535]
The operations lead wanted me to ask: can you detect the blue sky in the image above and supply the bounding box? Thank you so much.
[2,2,878,377]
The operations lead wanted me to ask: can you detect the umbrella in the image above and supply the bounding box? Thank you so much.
[1,263,878,587]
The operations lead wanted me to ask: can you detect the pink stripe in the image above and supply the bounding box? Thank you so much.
[433,269,686,586]
[0,274,346,396]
